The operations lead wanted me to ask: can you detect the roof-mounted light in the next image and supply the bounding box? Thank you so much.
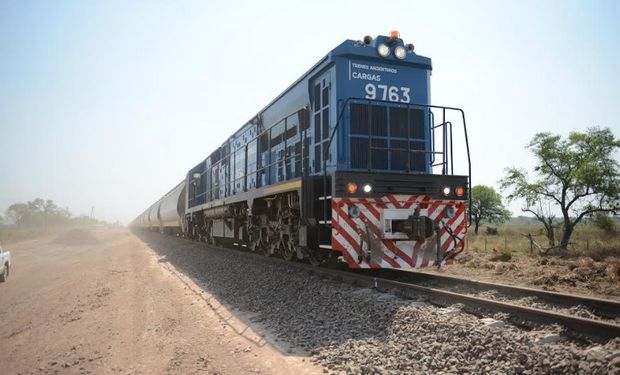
[394,46,406,60]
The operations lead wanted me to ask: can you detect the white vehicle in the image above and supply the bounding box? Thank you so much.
[0,245,10,282]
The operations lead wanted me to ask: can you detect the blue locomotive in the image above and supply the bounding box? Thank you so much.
[133,32,471,269]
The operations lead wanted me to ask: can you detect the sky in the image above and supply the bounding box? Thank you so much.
[1,0,619,224]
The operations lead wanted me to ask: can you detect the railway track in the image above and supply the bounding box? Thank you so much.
[361,269,620,320]
[350,269,620,342]
[184,237,620,342]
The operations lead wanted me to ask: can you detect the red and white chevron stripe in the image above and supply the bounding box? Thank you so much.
[331,194,467,269]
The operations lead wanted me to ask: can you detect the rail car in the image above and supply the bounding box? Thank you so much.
[135,181,185,235]
[132,32,471,269]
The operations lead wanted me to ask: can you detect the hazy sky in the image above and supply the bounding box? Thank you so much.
[1,0,619,224]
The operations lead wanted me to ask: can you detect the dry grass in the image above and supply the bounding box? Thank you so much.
[0,224,106,244]
[467,223,620,261]
[0,227,47,243]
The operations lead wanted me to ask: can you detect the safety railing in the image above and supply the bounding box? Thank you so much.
[188,108,310,208]
[322,98,472,229]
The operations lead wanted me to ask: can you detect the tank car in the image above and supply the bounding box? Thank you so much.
[133,182,185,235]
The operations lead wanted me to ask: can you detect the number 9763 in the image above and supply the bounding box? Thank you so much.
[365,83,411,103]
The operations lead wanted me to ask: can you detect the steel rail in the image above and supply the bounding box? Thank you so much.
[344,272,620,342]
[358,269,620,320]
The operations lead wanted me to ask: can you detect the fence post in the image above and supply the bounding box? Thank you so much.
[484,236,487,252]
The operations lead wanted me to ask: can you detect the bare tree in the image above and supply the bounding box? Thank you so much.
[523,199,557,247]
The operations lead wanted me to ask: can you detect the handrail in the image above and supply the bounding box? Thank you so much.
[188,107,309,207]
[321,98,472,232]
[188,97,473,234]
[189,149,306,206]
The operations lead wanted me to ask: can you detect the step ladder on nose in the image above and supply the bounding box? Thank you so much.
[318,194,332,249]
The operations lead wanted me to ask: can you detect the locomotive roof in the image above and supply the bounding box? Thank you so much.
[232,34,432,139]
[198,34,433,174]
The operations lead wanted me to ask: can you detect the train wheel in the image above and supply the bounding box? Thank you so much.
[308,254,322,266]
[254,239,269,257]
[326,252,343,269]
[281,241,295,261]
[263,242,276,257]
[306,248,323,267]
[261,250,270,257]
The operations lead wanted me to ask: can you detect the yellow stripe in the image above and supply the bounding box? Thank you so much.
[263,180,302,195]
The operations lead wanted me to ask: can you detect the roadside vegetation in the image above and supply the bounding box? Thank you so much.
[500,127,619,250]
[451,127,620,297]
[0,198,109,243]
[458,220,620,298]
[467,219,619,261]
[469,126,619,260]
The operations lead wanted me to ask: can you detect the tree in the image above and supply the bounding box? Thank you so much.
[500,127,620,249]
[470,185,511,234]
[5,198,72,229]
[5,203,30,227]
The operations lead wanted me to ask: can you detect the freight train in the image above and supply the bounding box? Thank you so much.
[132,32,471,269]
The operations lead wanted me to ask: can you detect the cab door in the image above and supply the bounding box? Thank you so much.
[311,70,333,174]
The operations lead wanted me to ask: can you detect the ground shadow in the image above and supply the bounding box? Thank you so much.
[133,229,405,357]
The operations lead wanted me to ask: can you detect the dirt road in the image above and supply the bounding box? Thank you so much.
[0,228,321,375]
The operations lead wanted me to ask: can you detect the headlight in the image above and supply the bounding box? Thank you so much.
[394,46,406,60]
[377,43,390,57]
[442,186,451,196]
[363,184,372,193]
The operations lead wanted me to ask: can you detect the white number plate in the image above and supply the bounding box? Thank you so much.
[364,83,411,103]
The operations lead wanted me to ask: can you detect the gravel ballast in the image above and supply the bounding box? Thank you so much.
[139,232,620,375]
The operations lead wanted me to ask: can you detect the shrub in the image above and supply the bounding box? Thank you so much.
[486,227,499,235]
[499,251,512,261]
[583,240,620,261]
[593,213,616,233]
[490,250,512,262]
